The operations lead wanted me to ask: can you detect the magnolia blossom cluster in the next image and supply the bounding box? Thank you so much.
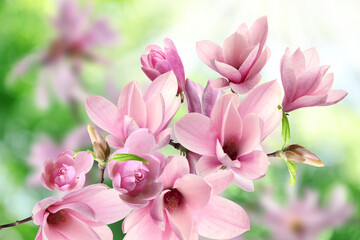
[13,15,348,240]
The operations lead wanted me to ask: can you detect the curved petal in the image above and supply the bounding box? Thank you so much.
[196,156,223,176]
[174,113,217,156]
[304,48,320,69]
[106,135,124,148]
[281,48,297,105]
[283,94,327,112]
[93,226,113,240]
[291,48,306,78]
[229,74,261,94]
[210,77,230,90]
[196,40,224,71]
[117,81,147,128]
[222,32,248,68]
[164,38,185,90]
[74,151,94,174]
[141,66,160,81]
[150,190,169,230]
[157,156,189,189]
[174,174,212,210]
[184,79,202,114]
[166,204,193,240]
[197,196,250,239]
[246,46,270,80]
[238,114,262,156]
[320,89,348,106]
[233,173,254,192]
[124,128,156,155]
[249,16,268,52]
[238,150,269,179]
[204,170,234,195]
[85,96,121,138]
[214,60,242,83]
[239,44,259,77]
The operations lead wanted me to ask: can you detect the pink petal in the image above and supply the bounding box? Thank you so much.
[164,38,185,90]
[291,48,306,78]
[144,71,178,108]
[204,171,234,195]
[229,74,261,94]
[294,68,322,99]
[249,16,268,53]
[150,190,169,230]
[74,151,94,174]
[222,32,248,68]
[237,150,269,179]
[196,156,223,176]
[117,81,147,128]
[53,213,100,240]
[174,113,217,156]
[141,66,161,81]
[238,80,282,140]
[238,114,262,156]
[106,135,124,148]
[124,128,156,155]
[197,196,250,239]
[155,128,172,150]
[210,77,230,90]
[47,202,96,222]
[214,60,242,83]
[233,174,254,191]
[281,48,297,105]
[32,197,60,225]
[92,226,113,240]
[166,204,194,240]
[184,79,202,114]
[320,89,348,106]
[220,96,243,146]
[238,44,259,77]
[196,40,224,71]
[202,80,221,117]
[159,96,181,133]
[283,94,327,112]
[123,205,150,233]
[246,46,270,80]
[174,174,212,210]
[304,48,320,69]
[85,96,121,138]
[314,73,334,95]
[154,60,171,73]
[157,156,189,189]
[63,184,132,224]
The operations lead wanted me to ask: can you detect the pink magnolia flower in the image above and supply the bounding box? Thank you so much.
[281,48,348,112]
[32,184,132,240]
[261,187,353,240]
[41,150,94,191]
[184,79,222,117]
[27,126,89,187]
[141,38,185,94]
[9,0,118,108]
[86,71,181,150]
[107,129,166,207]
[196,16,270,94]
[175,81,281,191]
[123,156,249,240]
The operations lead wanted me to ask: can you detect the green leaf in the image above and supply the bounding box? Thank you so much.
[73,150,95,159]
[110,154,149,164]
[281,109,290,149]
[285,160,297,186]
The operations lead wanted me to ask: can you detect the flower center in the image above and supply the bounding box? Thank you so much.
[289,218,305,236]
[58,167,66,175]
[47,210,67,225]
[223,140,238,160]
[164,189,183,210]
[134,171,145,183]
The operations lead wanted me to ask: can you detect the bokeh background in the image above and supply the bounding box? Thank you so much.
[0,0,359,239]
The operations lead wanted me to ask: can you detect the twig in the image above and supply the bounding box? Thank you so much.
[99,167,105,183]
[0,216,32,230]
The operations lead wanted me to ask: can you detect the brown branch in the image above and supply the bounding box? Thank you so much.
[99,168,105,184]
[0,216,32,230]
[169,140,182,150]
[267,151,280,158]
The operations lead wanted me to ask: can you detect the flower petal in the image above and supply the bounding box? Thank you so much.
[196,156,223,176]
[233,173,254,191]
[214,60,242,83]
[222,32,248,68]
[320,89,348,106]
[124,128,156,155]
[166,204,194,240]
[197,196,250,239]
[210,77,230,90]
[196,40,224,71]
[157,156,189,189]
[229,74,261,94]
[175,113,217,156]
[238,114,262,156]
[204,170,234,195]
[238,150,269,179]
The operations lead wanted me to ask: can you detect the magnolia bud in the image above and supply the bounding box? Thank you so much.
[87,124,110,161]
[283,144,324,167]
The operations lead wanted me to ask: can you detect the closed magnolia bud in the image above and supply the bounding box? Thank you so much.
[283,144,324,167]
[87,124,110,161]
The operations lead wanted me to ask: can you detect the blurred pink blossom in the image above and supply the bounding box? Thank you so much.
[123,156,249,239]
[197,16,270,94]
[141,38,185,94]
[281,48,347,112]
[107,129,166,207]
[32,184,132,240]
[86,71,181,150]
[261,187,353,240]
[9,0,118,108]
[41,150,93,191]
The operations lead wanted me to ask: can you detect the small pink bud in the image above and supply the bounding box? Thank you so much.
[283,144,324,167]
[87,124,110,161]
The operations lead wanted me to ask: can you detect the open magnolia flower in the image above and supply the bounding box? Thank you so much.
[196,16,270,94]
[281,48,348,112]
[41,150,94,192]
[86,71,181,150]
[32,184,132,240]
[175,81,282,191]
[123,156,249,240]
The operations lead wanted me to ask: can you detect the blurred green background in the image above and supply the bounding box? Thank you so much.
[0,0,359,239]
